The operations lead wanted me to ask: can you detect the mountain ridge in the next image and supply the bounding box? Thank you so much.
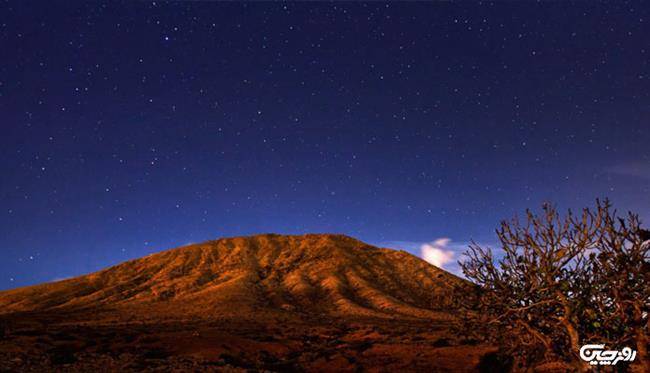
[0,233,470,321]
[0,234,496,372]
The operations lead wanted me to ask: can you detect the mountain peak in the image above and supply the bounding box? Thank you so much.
[0,234,469,321]
[0,234,483,371]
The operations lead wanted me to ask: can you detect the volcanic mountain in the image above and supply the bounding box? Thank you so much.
[0,234,468,318]
[0,234,495,372]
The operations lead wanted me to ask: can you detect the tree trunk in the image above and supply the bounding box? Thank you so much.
[635,325,649,373]
[561,318,587,372]
[557,298,586,373]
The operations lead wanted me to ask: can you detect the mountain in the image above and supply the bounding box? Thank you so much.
[0,234,469,319]
[0,234,495,372]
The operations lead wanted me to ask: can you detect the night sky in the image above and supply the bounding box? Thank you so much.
[2,2,649,289]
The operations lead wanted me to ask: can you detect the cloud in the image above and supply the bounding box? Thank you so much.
[606,162,650,180]
[420,238,456,268]
[378,237,498,277]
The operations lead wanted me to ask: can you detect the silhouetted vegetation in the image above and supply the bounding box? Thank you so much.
[48,345,77,365]
[460,200,649,372]
[478,350,513,373]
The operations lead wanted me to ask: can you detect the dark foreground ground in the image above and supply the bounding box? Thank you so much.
[0,312,499,372]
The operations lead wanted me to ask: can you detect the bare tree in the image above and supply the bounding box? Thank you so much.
[460,200,649,372]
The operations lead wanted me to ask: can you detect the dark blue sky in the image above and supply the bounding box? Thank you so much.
[2,2,649,289]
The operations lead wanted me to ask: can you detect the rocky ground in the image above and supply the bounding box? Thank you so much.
[0,313,497,372]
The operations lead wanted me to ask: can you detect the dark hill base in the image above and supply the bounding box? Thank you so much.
[0,312,495,372]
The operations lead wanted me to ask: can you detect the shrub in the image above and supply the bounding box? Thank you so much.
[459,200,648,372]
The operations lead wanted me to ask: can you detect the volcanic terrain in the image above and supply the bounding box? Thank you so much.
[0,234,496,372]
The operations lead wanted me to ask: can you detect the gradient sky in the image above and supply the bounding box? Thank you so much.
[2,2,649,289]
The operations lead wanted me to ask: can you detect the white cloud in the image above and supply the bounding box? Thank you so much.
[420,238,456,269]
[606,162,650,180]
[378,237,497,276]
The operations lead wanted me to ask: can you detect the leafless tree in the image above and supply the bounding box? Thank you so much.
[460,200,649,372]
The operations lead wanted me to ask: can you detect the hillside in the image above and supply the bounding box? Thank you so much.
[0,234,469,320]
[0,234,494,372]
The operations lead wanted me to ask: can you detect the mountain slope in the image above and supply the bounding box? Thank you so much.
[0,234,498,372]
[0,234,470,320]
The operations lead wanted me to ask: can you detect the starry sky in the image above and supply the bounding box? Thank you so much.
[2,2,649,289]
